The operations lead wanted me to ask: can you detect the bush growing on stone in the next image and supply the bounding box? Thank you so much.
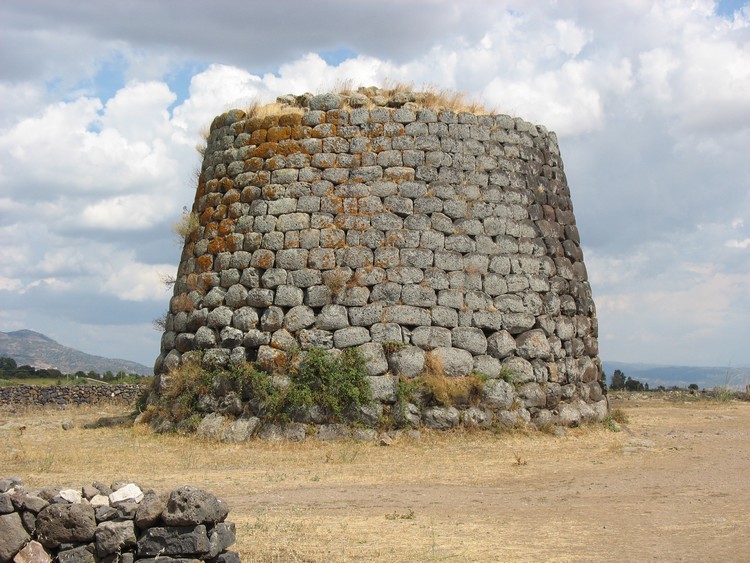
[147,347,371,428]
[291,347,371,421]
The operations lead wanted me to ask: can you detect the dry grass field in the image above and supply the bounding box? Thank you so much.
[1,395,749,562]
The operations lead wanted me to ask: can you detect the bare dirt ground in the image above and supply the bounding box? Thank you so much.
[1,395,749,562]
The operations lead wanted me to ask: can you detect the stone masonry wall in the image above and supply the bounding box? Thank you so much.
[0,477,238,562]
[154,88,607,429]
[0,384,144,407]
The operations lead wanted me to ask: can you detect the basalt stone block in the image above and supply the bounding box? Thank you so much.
[36,504,96,548]
[137,524,210,557]
[162,487,229,527]
[0,512,29,561]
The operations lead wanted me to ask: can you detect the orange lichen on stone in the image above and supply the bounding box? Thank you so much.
[245,157,264,171]
[311,124,337,139]
[211,205,227,221]
[222,189,241,205]
[197,255,213,272]
[251,249,275,269]
[219,178,234,192]
[267,126,291,142]
[253,142,279,159]
[326,110,347,126]
[278,140,302,155]
[204,222,218,239]
[261,115,279,129]
[279,113,303,127]
[249,129,267,144]
[218,218,234,235]
[265,156,285,170]
[244,116,264,131]
[208,237,226,254]
[225,234,241,252]
[228,202,244,219]
[182,242,195,259]
[291,125,312,140]
[197,273,214,290]
[200,208,214,225]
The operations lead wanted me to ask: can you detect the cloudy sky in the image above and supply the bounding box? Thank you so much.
[0,0,748,371]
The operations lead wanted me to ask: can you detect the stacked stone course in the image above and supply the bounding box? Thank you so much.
[0,477,238,562]
[154,88,607,430]
[0,384,144,407]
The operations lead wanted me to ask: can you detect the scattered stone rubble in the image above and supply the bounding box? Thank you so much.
[0,477,238,563]
[153,87,607,431]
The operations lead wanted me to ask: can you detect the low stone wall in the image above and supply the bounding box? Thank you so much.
[0,384,145,407]
[0,477,238,562]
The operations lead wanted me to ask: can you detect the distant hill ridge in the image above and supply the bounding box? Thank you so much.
[0,329,152,375]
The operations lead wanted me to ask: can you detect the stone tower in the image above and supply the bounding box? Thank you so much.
[154,88,607,429]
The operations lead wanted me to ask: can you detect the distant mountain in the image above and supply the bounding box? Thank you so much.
[603,360,750,390]
[0,329,152,375]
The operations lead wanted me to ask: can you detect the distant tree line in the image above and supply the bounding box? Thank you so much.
[0,357,145,383]
[605,368,702,392]
[608,369,648,391]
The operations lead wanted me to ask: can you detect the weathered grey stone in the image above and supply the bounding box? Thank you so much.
[194,326,217,349]
[298,328,333,349]
[135,491,166,529]
[315,304,349,330]
[515,329,553,360]
[348,302,383,327]
[481,379,515,410]
[0,512,29,561]
[422,406,460,429]
[283,305,315,332]
[382,305,431,326]
[501,356,535,384]
[357,342,388,376]
[387,345,425,377]
[486,330,516,359]
[333,326,370,348]
[393,402,421,427]
[473,355,502,378]
[162,487,229,527]
[317,424,352,441]
[208,521,236,558]
[518,383,546,408]
[246,288,274,308]
[451,327,487,355]
[136,524,210,556]
[36,504,96,548]
[260,306,284,331]
[557,404,581,426]
[0,493,13,514]
[410,326,452,350]
[0,478,22,493]
[196,414,226,440]
[95,520,136,557]
[463,406,494,428]
[57,545,96,563]
[367,375,398,403]
[222,417,260,443]
[427,347,473,377]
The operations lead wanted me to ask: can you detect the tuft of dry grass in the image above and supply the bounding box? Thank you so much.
[173,211,200,241]
[245,101,305,120]
[408,353,485,408]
